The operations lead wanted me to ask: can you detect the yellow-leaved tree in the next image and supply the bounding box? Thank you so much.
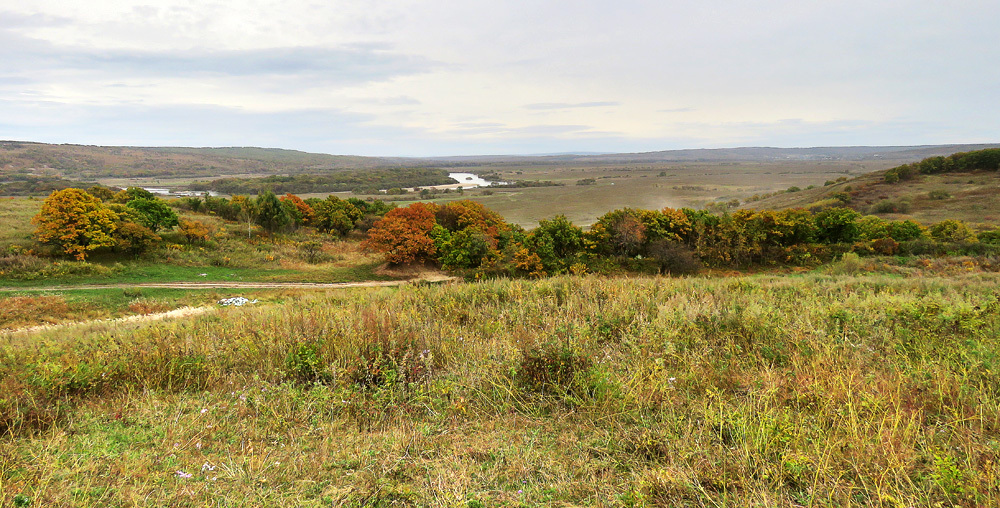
[33,188,119,260]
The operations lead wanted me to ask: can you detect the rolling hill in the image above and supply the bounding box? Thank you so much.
[742,149,1000,227]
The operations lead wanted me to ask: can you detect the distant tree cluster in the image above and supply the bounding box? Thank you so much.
[32,186,399,261]
[32,187,179,260]
[884,148,1000,183]
[188,169,456,195]
[174,191,395,236]
[0,175,97,195]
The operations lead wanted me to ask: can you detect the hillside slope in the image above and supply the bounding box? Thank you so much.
[0,141,393,180]
[743,162,1000,227]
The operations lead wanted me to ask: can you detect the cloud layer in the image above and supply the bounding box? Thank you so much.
[0,1,997,156]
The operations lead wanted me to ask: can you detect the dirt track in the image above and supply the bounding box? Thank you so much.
[0,276,456,292]
[0,276,457,335]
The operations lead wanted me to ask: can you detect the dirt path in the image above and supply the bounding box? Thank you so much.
[0,275,457,292]
[0,275,458,335]
[2,305,216,336]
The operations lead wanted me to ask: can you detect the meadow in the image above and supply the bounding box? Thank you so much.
[3,267,1000,506]
[350,160,893,228]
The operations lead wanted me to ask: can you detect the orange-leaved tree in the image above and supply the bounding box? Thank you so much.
[33,188,119,260]
[280,193,315,227]
[362,202,440,264]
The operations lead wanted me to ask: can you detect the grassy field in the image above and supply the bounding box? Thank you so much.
[3,268,1000,506]
[298,161,895,229]
[0,287,317,331]
[0,197,41,251]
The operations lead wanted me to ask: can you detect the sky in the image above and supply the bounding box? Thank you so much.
[0,0,998,157]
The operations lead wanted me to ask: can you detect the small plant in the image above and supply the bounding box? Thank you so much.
[517,341,592,396]
[346,341,433,390]
[122,287,143,298]
[285,341,333,384]
[831,252,865,275]
[929,189,952,200]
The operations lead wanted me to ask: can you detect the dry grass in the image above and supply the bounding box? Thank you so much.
[3,273,1000,506]
[341,160,893,228]
[746,170,1000,228]
[0,197,41,251]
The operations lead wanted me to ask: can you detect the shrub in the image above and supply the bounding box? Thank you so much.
[179,219,210,244]
[517,341,592,396]
[830,252,866,275]
[930,220,978,243]
[346,340,434,390]
[286,341,333,384]
[647,240,701,275]
[871,237,900,255]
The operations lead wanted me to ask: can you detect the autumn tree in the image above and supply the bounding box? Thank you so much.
[588,208,648,257]
[436,200,508,244]
[279,193,315,227]
[113,222,161,256]
[179,219,210,243]
[86,185,116,202]
[362,202,439,264]
[33,188,118,260]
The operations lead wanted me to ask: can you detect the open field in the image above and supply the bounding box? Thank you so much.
[351,160,894,228]
[0,197,40,251]
[3,271,1000,506]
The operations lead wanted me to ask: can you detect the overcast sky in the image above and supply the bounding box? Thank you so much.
[1,0,998,156]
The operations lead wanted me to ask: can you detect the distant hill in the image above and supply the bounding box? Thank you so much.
[742,148,1000,227]
[3,139,999,184]
[0,141,395,180]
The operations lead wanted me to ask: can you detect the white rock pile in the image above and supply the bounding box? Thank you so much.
[218,297,259,307]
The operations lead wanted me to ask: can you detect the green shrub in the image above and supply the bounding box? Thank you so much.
[285,341,333,384]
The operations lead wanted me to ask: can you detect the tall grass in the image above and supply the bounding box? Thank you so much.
[3,274,1000,505]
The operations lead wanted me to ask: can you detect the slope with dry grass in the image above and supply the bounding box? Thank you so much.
[3,270,1000,506]
[743,168,1000,228]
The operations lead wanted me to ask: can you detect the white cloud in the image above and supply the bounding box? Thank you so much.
[0,1,997,155]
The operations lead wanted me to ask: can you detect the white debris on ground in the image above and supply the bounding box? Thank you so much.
[218,297,259,307]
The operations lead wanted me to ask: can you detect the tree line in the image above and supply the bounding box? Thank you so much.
[363,201,999,277]
[28,186,999,275]
[30,187,397,260]
[884,148,1000,183]
[187,168,457,195]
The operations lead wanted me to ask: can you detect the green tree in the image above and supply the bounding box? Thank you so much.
[527,215,583,274]
[313,196,363,236]
[254,191,291,233]
[814,207,862,244]
[126,198,179,232]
